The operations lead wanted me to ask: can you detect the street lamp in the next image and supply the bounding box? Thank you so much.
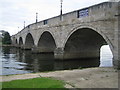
[60,0,63,20]
[36,12,38,23]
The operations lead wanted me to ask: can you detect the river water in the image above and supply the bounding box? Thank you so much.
[0,45,113,75]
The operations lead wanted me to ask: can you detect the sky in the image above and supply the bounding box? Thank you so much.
[0,0,111,36]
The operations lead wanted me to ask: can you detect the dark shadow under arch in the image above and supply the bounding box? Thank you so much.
[15,39,18,44]
[19,37,23,46]
[64,28,108,67]
[25,33,34,49]
[37,31,56,53]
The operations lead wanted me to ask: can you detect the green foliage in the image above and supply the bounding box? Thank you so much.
[2,77,65,88]
[2,32,11,45]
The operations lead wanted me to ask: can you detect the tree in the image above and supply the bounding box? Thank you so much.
[2,32,11,45]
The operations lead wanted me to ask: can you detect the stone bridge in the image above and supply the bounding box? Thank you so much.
[11,2,120,68]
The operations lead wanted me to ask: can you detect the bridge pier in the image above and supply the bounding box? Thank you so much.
[13,44,20,48]
[32,46,54,53]
[54,47,64,60]
[113,59,120,69]
[20,45,33,50]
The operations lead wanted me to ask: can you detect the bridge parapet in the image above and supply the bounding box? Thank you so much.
[13,2,118,35]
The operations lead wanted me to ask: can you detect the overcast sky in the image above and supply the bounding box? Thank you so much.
[0,0,110,35]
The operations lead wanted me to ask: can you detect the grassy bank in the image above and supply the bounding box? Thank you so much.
[2,77,65,88]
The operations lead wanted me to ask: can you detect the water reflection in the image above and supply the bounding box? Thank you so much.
[2,46,11,59]
[23,53,54,72]
[54,58,100,70]
[16,49,99,71]
[2,46,11,54]
[1,46,112,75]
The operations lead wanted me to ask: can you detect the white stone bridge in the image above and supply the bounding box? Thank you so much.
[11,2,120,68]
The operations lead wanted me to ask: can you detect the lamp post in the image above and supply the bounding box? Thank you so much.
[60,0,63,20]
[36,12,38,23]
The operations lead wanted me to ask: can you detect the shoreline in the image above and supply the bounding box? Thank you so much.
[0,67,118,88]
[0,44,14,47]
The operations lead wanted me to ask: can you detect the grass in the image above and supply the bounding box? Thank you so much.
[2,77,65,88]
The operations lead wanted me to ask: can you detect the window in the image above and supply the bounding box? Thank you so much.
[77,9,89,18]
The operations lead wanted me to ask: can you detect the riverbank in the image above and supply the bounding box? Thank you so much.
[0,44,14,47]
[0,67,118,88]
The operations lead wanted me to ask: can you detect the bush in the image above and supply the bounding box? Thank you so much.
[2,32,11,45]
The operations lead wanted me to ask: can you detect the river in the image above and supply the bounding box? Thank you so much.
[0,45,113,75]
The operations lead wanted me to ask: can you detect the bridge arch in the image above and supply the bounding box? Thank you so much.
[25,33,34,49]
[19,37,23,46]
[63,25,113,65]
[64,25,113,54]
[37,31,56,53]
